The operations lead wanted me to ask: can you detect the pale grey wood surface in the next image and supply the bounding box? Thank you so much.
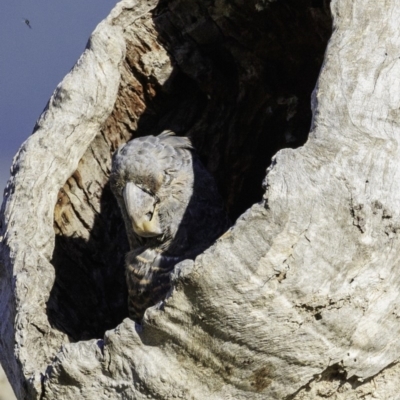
[2,0,400,399]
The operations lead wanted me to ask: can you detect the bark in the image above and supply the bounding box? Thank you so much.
[1,0,399,398]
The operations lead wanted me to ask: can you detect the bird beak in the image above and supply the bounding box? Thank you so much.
[123,182,162,237]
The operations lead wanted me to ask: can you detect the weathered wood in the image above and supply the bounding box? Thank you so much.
[3,0,400,398]
[0,365,16,400]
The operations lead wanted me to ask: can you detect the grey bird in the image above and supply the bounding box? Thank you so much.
[23,19,32,29]
[110,130,230,322]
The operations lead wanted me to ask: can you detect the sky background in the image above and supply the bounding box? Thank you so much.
[0,0,117,195]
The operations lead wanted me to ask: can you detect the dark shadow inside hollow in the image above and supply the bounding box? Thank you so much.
[48,184,129,340]
[47,0,332,341]
[151,0,332,220]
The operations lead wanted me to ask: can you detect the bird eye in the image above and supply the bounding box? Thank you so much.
[138,184,154,196]
[146,212,153,221]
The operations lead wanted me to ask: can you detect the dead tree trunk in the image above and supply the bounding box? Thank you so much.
[1,0,400,398]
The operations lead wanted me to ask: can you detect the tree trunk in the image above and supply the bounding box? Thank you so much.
[0,365,16,400]
[1,0,400,398]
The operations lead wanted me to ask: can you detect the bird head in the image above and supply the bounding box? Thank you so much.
[110,131,194,245]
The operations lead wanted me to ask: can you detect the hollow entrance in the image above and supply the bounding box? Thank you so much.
[48,0,332,341]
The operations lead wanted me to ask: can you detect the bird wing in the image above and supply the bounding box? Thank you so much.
[125,248,180,321]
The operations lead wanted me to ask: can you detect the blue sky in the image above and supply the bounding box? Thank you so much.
[0,0,117,194]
